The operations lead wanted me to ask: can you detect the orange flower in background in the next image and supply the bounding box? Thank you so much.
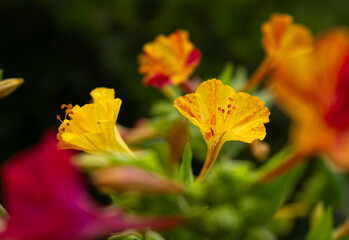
[138,29,201,88]
[261,13,313,60]
[263,29,349,180]
[174,79,270,182]
[241,13,313,91]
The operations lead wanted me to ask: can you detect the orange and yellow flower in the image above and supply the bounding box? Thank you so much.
[270,28,349,169]
[241,13,313,91]
[57,87,133,155]
[174,79,270,181]
[138,29,201,88]
[261,13,313,61]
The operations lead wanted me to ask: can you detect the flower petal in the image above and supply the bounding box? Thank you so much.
[223,92,270,143]
[0,78,23,99]
[262,13,313,59]
[90,87,115,102]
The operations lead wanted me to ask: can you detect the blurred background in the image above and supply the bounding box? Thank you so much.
[0,0,348,161]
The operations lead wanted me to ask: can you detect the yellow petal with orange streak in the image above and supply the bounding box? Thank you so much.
[174,79,270,145]
[222,92,270,143]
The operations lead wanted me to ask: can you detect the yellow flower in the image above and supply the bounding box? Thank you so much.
[57,87,132,154]
[174,79,270,181]
[138,29,201,88]
[0,78,23,99]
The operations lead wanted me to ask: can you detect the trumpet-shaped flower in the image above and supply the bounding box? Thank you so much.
[57,87,132,154]
[174,79,270,181]
[270,28,349,169]
[0,132,181,240]
[262,13,313,60]
[241,13,313,91]
[138,29,201,88]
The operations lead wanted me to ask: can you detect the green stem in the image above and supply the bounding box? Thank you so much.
[258,150,306,183]
[334,219,349,240]
[196,143,223,183]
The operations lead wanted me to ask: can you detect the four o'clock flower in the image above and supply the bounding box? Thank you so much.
[0,132,181,240]
[174,79,270,182]
[260,29,349,182]
[241,13,313,91]
[138,29,201,88]
[57,87,132,155]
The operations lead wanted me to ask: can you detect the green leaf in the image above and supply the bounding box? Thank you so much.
[177,143,194,184]
[145,230,165,240]
[242,148,306,225]
[218,62,234,85]
[108,231,143,240]
[306,207,333,240]
[232,65,248,90]
[297,157,345,206]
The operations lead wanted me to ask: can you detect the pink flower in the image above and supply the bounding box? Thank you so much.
[0,132,181,240]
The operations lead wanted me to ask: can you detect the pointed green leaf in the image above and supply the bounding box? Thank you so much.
[177,143,194,184]
[232,65,248,90]
[242,148,306,226]
[108,231,143,240]
[218,62,234,85]
[297,157,345,207]
[145,230,165,240]
[306,207,333,240]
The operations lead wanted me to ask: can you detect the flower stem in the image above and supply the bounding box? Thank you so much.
[333,219,349,240]
[258,150,306,183]
[240,56,274,92]
[196,143,222,183]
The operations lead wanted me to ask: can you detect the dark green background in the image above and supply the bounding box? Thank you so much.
[0,0,348,161]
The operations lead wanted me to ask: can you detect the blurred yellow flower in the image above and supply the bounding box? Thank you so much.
[138,29,201,88]
[241,13,313,91]
[174,79,270,181]
[0,78,23,99]
[57,88,132,155]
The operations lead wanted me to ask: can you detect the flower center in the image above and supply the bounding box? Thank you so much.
[217,96,236,127]
[57,104,74,131]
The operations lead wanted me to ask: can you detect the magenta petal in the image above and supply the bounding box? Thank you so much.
[325,54,349,129]
[0,131,182,240]
[145,73,172,88]
[186,48,201,66]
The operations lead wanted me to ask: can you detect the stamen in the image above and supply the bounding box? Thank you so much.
[227,110,231,114]
[222,109,225,113]
[61,127,65,131]
[227,104,231,108]
[57,115,63,123]
[218,107,221,111]
[66,122,70,126]
[228,96,233,101]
